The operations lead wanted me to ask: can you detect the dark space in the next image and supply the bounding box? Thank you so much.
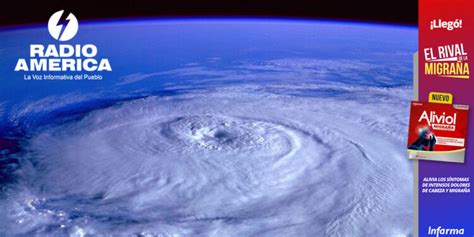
[0,0,417,27]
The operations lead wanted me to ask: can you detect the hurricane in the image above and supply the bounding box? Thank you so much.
[0,20,416,236]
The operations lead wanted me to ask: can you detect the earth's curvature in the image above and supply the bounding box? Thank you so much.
[0,19,417,236]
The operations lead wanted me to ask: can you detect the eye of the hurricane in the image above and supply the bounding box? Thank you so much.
[159,115,294,155]
[193,126,238,148]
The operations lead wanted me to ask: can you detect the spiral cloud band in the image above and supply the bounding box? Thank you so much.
[2,82,413,236]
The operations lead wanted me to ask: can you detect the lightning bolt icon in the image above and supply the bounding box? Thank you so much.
[48,10,78,41]
[56,11,71,41]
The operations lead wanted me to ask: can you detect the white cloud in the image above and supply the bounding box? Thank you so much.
[117,57,411,87]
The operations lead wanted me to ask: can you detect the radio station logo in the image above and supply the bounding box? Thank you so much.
[48,10,79,41]
[14,10,111,81]
[423,43,470,79]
